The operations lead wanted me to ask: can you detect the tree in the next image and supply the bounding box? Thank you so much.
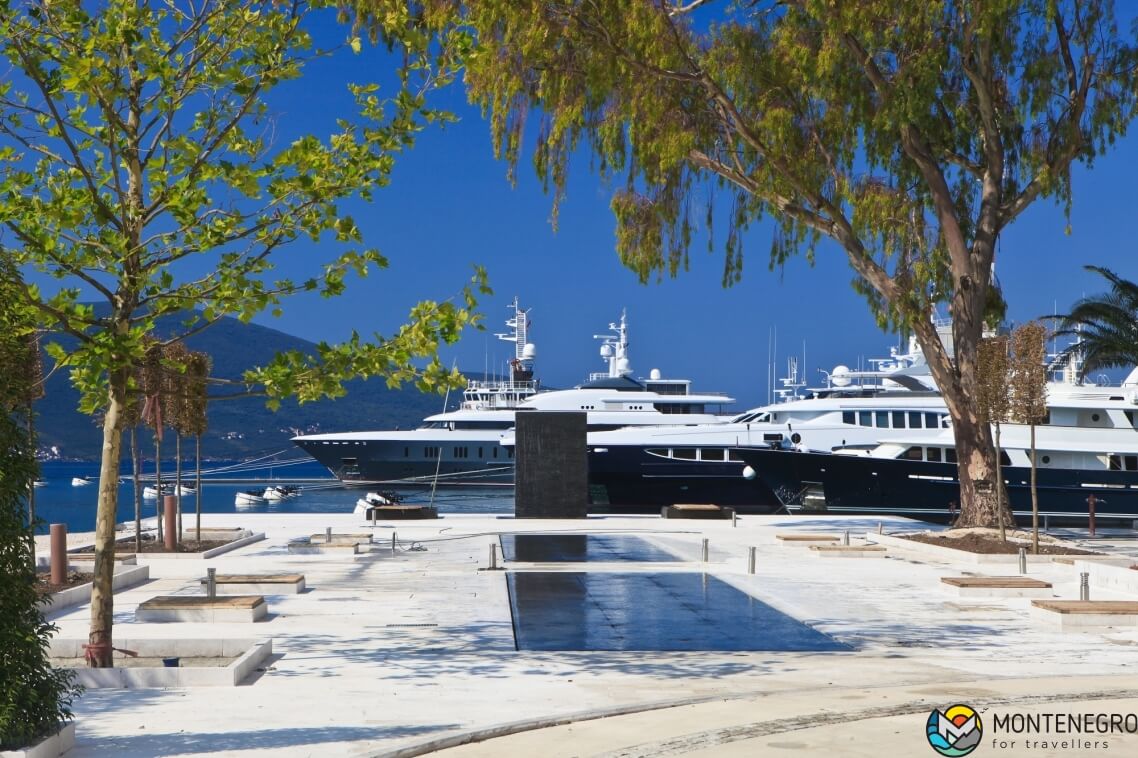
[1054,266,1138,376]
[0,0,486,667]
[976,334,1010,540]
[363,0,1138,526]
[1010,321,1049,553]
[0,263,79,751]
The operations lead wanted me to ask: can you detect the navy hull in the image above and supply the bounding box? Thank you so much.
[733,447,1138,525]
[587,445,784,513]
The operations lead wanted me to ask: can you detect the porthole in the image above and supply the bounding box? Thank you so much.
[1092,413,1101,422]
[1041,455,1051,464]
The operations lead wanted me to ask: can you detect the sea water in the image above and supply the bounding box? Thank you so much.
[30,460,513,534]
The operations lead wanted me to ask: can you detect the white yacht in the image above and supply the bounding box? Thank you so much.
[293,302,734,486]
[589,334,1138,518]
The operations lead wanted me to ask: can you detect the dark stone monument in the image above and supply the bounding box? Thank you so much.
[515,411,588,518]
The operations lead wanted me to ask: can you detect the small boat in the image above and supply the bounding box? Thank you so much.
[143,483,193,499]
[263,485,300,501]
[353,490,402,515]
[235,490,266,506]
[32,480,47,488]
[71,476,94,487]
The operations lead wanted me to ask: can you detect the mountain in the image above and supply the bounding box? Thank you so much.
[34,311,458,461]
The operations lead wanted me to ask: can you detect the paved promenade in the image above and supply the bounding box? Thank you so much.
[39,513,1138,757]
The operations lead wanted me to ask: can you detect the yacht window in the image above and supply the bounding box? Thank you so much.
[507,447,514,458]
[859,411,872,427]
[1126,410,1135,427]
[945,448,957,463]
[901,446,924,460]
[1000,450,1012,467]
[1128,455,1138,472]
[404,447,409,458]
[647,448,669,459]
[875,411,889,428]
[493,448,498,458]
[727,450,744,462]
[479,447,483,458]
[701,448,726,461]
[772,413,779,422]
[753,413,770,423]
[1110,454,1122,471]
[926,447,942,462]
[842,411,855,425]
[672,448,697,460]
[908,412,923,429]
[927,413,941,428]
[892,411,906,429]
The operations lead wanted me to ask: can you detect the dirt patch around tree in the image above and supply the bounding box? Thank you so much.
[34,571,94,599]
[69,533,236,557]
[901,529,1100,555]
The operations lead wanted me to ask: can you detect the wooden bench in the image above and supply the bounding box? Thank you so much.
[136,595,267,623]
[309,532,373,545]
[941,576,1053,598]
[661,503,735,520]
[288,540,361,555]
[776,534,841,543]
[201,573,305,595]
[1030,600,1138,631]
[364,504,438,521]
[808,545,886,558]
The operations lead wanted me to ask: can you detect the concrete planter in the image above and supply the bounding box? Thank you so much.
[866,532,1095,565]
[0,722,75,758]
[37,565,150,615]
[1077,560,1138,596]
[53,639,271,688]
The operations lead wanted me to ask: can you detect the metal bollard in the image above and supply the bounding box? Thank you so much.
[325,526,332,543]
[701,538,709,562]
[392,531,397,555]
[49,523,67,586]
[732,511,737,528]
[1080,572,1090,602]
[1018,547,1027,575]
[843,530,850,546]
[747,546,756,575]
[489,543,499,570]
[206,567,216,599]
[1044,515,1050,532]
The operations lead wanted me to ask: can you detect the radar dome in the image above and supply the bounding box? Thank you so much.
[600,344,614,358]
[522,343,536,360]
[649,368,661,380]
[831,365,851,387]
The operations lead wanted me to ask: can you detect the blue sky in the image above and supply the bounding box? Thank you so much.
[26,9,1138,412]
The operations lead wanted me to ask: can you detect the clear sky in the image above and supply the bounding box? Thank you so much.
[33,10,1138,412]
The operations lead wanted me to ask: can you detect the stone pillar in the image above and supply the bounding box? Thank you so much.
[50,523,68,585]
[164,495,177,550]
[514,411,587,518]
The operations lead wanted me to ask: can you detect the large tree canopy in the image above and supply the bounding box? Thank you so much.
[361,0,1138,526]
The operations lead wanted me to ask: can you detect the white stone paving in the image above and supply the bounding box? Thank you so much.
[39,512,1138,757]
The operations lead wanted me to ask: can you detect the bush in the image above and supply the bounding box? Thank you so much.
[0,411,81,749]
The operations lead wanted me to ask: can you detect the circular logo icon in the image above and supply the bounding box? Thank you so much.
[926,704,983,756]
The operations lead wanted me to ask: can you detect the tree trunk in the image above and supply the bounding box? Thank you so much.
[131,426,141,553]
[910,315,1011,528]
[994,423,1006,542]
[89,371,127,668]
[175,434,182,542]
[154,436,162,543]
[1031,423,1039,554]
[26,408,37,572]
[195,435,202,541]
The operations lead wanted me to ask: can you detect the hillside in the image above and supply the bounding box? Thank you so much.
[34,312,460,461]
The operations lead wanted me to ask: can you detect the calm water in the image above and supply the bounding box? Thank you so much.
[30,460,513,534]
